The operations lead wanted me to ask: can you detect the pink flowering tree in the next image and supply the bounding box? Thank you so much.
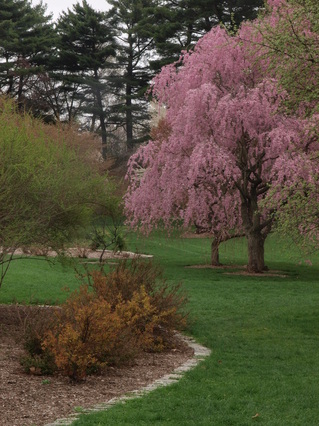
[239,0,319,251]
[125,21,319,272]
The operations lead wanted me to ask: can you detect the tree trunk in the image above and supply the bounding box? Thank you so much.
[236,132,272,273]
[99,106,108,160]
[17,74,24,111]
[126,34,134,152]
[211,232,245,267]
[246,230,265,273]
[126,83,133,151]
[94,70,107,160]
[211,238,221,266]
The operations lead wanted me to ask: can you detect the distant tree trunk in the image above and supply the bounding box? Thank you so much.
[211,238,221,266]
[246,230,266,273]
[17,73,24,110]
[126,34,134,152]
[194,225,222,266]
[126,82,133,151]
[237,133,271,273]
[211,232,246,267]
[94,70,107,160]
[97,97,107,160]
[239,173,270,272]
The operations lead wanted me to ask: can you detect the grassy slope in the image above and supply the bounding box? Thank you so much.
[1,233,319,425]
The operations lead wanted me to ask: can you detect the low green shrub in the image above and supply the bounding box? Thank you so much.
[20,352,56,376]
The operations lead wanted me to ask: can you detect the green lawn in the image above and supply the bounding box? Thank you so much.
[0,256,81,304]
[1,233,319,425]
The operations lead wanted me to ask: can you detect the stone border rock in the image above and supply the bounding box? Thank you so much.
[45,335,211,426]
[13,247,153,260]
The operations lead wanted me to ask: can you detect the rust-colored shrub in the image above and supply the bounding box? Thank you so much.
[22,259,188,381]
[41,284,161,380]
[92,259,188,349]
[115,285,161,351]
[43,286,127,380]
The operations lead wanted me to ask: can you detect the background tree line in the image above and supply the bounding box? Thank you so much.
[0,0,263,159]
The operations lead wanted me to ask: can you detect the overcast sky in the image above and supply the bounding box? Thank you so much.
[42,0,110,20]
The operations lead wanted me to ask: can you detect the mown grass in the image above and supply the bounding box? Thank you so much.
[0,257,82,304]
[1,232,319,425]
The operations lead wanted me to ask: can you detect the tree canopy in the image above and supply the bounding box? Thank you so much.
[246,0,319,117]
[0,0,264,156]
[151,0,264,70]
[125,9,319,272]
[243,0,319,249]
[107,0,157,151]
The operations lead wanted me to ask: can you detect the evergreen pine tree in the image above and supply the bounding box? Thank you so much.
[55,0,116,158]
[107,0,157,152]
[151,0,264,70]
[0,0,56,114]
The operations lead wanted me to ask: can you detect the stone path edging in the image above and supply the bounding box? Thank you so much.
[45,335,211,426]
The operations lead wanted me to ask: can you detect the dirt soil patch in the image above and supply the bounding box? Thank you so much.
[0,304,193,426]
[186,264,288,277]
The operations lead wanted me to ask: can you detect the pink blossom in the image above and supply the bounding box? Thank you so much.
[125,9,319,270]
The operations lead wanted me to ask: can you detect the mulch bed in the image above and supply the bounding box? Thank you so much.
[0,304,193,426]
